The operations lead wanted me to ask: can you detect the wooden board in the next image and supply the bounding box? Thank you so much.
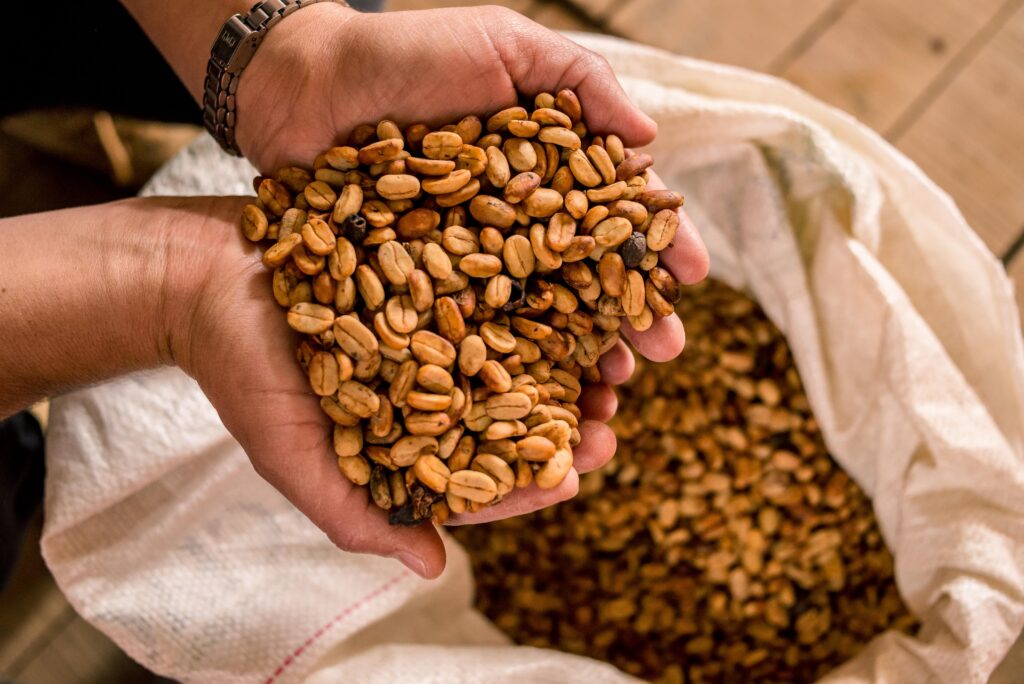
[387,0,533,11]
[14,613,149,684]
[607,0,841,72]
[779,0,1005,133]
[528,0,594,30]
[562,0,621,21]
[896,2,1024,256]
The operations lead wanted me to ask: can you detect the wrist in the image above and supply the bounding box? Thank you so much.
[152,196,255,378]
[0,197,244,417]
[234,2,362,170]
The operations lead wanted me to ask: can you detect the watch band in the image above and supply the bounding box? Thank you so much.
[203,0,349,156]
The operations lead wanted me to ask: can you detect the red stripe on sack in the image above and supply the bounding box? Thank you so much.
[264,571,412,683]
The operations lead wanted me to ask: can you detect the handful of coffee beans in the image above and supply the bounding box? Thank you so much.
[241,90,685,524]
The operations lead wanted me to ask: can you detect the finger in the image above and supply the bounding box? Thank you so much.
[598,339,635,386]
[647,170,710,285]
[572,420,617,473]
[621,311,687,362]
[446,468,580,526]
[498,17,657,147]
[656,207,710,285]
[578,382,617,422]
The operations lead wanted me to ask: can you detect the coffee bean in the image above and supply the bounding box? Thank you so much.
[597,252,626,297]
[457,255,499,282]
[308,351,339,396]
[470,454,515,496]
[529,223,563,271]
[422,131,463,160]
[337,454,371,485]
[357,138,405,165]
[457,145,488,177]
[587,182,628,204]
[258,178,291,217]
[334,315,378,360]
[484,392,532,420]
[485,146,511,188]
[334,380,379,418]
[568,149,602,188]
[407,330,456,368]
[448,469,498,503]
[484,274,512,309]
[396,207,439,239]
[507,119,540,138]
[287,302,334,334]
[647,209,679,252]
[586,145,617,186]
[241,204,269,241]
[407,157,456,176]
[621,232,647,268]
[377,240,415,286]
[301,218,336,256]
[304,180,337,211]
[342,213,368,243]
[615,153,653,182]
[502,171,541,205]
[479,321,516,354]
[545,213,577,253]
[480,360,513,393]
[434,296,467,344]
[469,195,517,230]
[486,106,528,133]
[263,233,303,269]
[538,126,581,150]
[531,107,572,129]
[535,448,573,489]
[522,188,564,218]
[503,280,527,312]
[422,169,472,195]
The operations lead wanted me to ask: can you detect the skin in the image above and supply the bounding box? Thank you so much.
[1,3,709,578]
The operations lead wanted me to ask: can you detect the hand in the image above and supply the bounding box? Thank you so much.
[234,4,657,174]
[193,5,712,576]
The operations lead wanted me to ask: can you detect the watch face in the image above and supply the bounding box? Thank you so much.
[212,20,249,66]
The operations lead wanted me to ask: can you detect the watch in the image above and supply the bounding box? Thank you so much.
[202,0,350,156]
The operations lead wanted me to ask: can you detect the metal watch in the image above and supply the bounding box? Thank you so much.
[203,0,350,156]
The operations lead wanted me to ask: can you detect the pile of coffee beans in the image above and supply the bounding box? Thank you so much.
[241,90,685,524]
[452,279,918,682]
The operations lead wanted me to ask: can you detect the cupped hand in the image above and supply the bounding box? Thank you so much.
[235,4,656,174]
[187,6,709,578]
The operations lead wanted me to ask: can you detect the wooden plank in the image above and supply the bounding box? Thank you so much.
[15,615,150,684]
[896,2,1024,256]
[0,518,58,674]
[528,0,594,30]
[779,0,1005,133]
[564,0,621,21]
[387,0,533,12]
[607,0,840,72]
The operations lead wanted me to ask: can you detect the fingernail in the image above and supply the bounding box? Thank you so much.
[393,550,428,578]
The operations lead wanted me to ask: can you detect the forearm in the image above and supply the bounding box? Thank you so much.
[119,1,358,105]
[120,0,252,102]
[0,197,245,418]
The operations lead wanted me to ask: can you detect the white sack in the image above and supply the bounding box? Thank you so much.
[41,34,1024,683]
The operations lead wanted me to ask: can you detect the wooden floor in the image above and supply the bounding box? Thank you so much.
[2,0,1023,681]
